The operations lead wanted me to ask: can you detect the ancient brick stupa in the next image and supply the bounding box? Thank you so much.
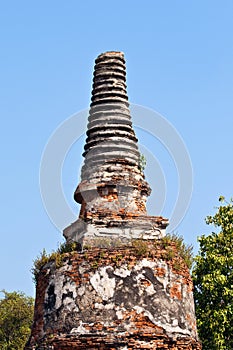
[26,52,201,349]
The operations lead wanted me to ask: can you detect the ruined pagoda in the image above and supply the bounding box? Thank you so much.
[26,52,201,349]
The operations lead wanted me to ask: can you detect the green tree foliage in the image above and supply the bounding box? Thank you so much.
[0,290,34,350]
[192,197,233,350]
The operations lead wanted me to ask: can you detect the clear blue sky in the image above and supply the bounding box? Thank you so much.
[1,1,233,297]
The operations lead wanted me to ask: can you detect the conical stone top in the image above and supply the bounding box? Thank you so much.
[91,51,128,106]
[80,51,141,182]
[64,51,168,246]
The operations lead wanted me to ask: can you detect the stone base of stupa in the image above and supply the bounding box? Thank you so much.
[25,240,201,350]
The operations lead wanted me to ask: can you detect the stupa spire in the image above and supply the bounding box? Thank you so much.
[64,51,168,245]
[79,51,141,182]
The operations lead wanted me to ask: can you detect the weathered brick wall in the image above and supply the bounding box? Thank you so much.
[26,241,201,349]
[30,333,201,349]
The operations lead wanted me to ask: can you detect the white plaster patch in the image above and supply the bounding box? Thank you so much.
[70,321,89,334]
[133,306,191,337]
[116,310,124,319]
[139,259,170,291]
[134,305,144,314]
[78,265,86,274]
[63,297,76,311]
[172,319,178,326]
[135,273,146,296]
[145,283,156,296]
[52,272,78,312]
[94,302,115,310]
[53,275,65,309]
[135,269,156,296]
[114,266,131,278]
[77,285,85,296]
[134,258,156,271]
[155,262,169,287]
[90,266,115,300]
[134,174,141,181]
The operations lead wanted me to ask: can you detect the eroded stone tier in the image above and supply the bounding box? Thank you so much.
[65,52,168,245]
